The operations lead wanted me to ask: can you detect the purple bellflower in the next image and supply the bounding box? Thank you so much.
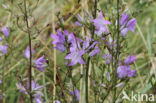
[35,55,47,71]
[65,50,85,66]
[120,12,137,36]
[51,29,66,52]
[70,89,80,101]
[1,26,10,37]
[83,36,100,57]
[74,11,93,27]
[56,100,61,103]
[16,80,44,103]
[102,53,112,64]
[66,33,100,66]
[0,44,8,55]
[24,46,35,59]
[0,37,2,41]
[89,46,100,57]
[117,55,136,79]
[65,33,86,66]
[117,65,136,79]
[93,12,111,37]
[124,54,136,65]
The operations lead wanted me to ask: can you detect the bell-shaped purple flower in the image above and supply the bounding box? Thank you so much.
[17,80,44,103]
[120,12,136,36]
[1,26,10,37]
[120,12,129,27]
[16,83,27,94]
[0,37,2,41]
[35,55,47,71]
[127,18,137,34]
[24,46,35,59]
[117,65,136,79]
[51,29,66,52]
[93,12,111,37]
[102,53,112,64]
[70,89,80,101]
[65,50,85,66]
[89,46,100,57]
[124,55,136,65]
[0,44,8,55]
[56,100,61,103]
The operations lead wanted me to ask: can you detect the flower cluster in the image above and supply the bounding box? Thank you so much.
[0,26,10,56]
[119,12,137,36]
[117,55,136,79]
[16,80,44,103]
[24,46,35,59]
[35,55,47,71]
[51,29,100,66]
[24,46,47,72]
[51,12,137,80]
[70,89,80,102]
[93,12,111,37]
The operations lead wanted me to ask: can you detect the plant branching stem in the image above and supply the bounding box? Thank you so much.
[85,0,97,103]
[24,0,33,103]
[113,0,120,102]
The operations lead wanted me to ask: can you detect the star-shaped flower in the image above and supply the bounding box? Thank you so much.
[120,12,137,36]
[1,26,10,37]
[35,55,47,71]
[51,29,66,52]
[93,12,111,37]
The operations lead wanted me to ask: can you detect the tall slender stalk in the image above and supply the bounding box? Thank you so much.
[2,56,6,103]
[113,0,120,102]
[23,0,33,103]
[52,0,56,103]
[85,0,97,103]
[79,0,87,102]
[85,57,90,103]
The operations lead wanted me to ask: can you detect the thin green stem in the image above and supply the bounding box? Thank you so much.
[85,0,97,102]
[113,0,120,102]
[43,73,49,103]
[23,0,33,103]
[85,57,90,103]
[2,56,6,103]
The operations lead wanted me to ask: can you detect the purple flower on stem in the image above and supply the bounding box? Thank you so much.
[65,50,85,66]
[93,12,111,37]
[117,65,136,79]
[0,95,2,100]
[51,29,66,52]
[17,80,44,103]
[82,36,91,50]
[74,21,82,26]
[65,33,86,66]
[56,100,61,103]
[0,37,2,41]
[1,26,10,37]
[0,44,8,55]
[16,83,27,94]
[89,46,100,57]
[70,89,80,101]
[120,12,136,36]
[35,55,47,71]
[0,80,2,84]
[24,46,35,59]
[124,55,136,65]
[102,53,112,64]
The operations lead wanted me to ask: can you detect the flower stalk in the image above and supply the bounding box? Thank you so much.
[23,0,33,102]
[52,0,56,102]
[113,0,120,102]
[85,0,97,103]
